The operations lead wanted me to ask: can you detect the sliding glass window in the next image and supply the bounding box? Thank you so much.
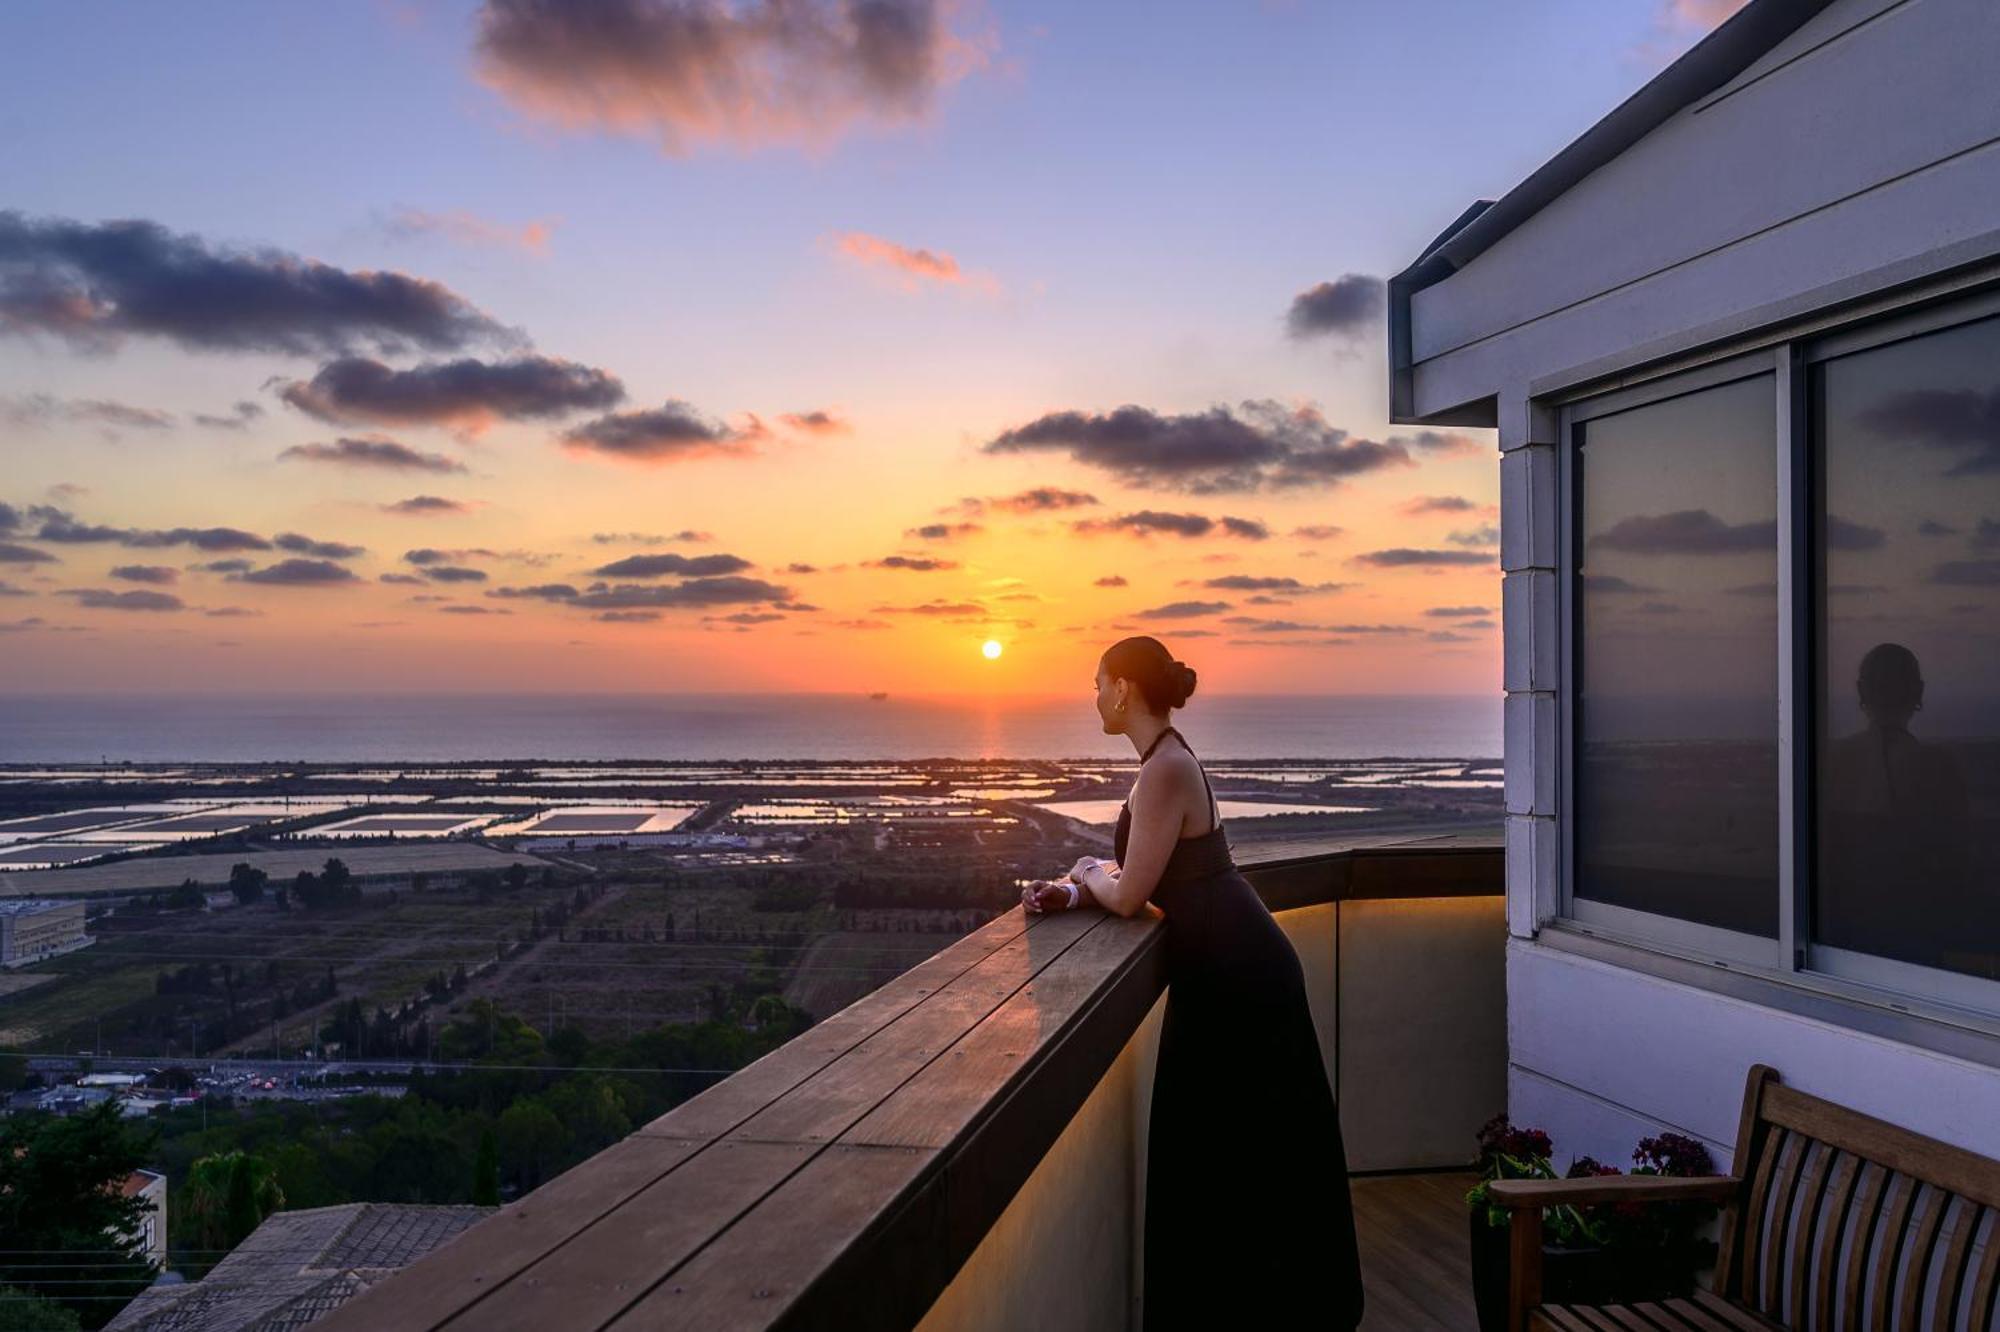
[1570,370,1780,942]
[1810,312,2000,986]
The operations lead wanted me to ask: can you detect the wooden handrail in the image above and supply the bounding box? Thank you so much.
[312,831,1500,1332]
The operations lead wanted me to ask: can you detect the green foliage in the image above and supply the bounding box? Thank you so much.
[472,1129,499,1206]
[181,1151,284,1254]
[0,1102,160,1329]
[226,863,267,906]
[0,1284,83,1331]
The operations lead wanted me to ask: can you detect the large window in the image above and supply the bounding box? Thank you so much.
[1562,291,2000,1017]
[1573,373,1779,940]
[1811,313,2000,985]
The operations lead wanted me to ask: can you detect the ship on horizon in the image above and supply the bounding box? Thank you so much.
[867,691,889,700]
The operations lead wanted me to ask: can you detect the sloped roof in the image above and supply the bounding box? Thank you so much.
[103,1203,494,1332]
[1388,0,1838,421]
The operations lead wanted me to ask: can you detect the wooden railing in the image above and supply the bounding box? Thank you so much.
[314,830,1503,1332]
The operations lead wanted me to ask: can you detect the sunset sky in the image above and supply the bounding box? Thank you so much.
[0,0,1740,696]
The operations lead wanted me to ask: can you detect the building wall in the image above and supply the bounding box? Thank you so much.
[0,901,87,966]
[1401,0,2000,1172]
[1406,0,2000,424]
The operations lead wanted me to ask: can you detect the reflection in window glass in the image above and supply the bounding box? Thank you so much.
[1813,315,2000,981]
[1575,374,1778,937]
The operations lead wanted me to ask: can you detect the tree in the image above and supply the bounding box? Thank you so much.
[472,1128,499,1206]
[0,1285,81,1330]
[226,863,267,906]
[181,1151,284,1254]
[0,1101,159,1328]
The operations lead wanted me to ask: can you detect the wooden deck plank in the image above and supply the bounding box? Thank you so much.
[1354,1172,1481,1331]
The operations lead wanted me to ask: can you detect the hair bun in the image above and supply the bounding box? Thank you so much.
[1171,661,1197,707]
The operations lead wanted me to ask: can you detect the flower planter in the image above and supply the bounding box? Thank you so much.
[1467,1211,1624,1332]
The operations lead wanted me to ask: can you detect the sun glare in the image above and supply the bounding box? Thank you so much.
[981,639,1003,659]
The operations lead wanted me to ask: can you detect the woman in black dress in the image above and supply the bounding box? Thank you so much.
[1024,635,1364,1330]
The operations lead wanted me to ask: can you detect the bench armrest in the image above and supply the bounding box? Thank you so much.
[1488,1174,1739,1209]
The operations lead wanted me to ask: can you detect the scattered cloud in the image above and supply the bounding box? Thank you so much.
[984,400,1420,494]
[1135,600,1230,619]
[902,521,983,541]
[778,409,849,434]
[591,529,712,544]
[944,487,1101,517]
[469,0,993,155]
[1285,274,1384,341]
[2,393,176,435]
[30,507,271,552]
[831,232,998,293]
[109,564,178,585]
[275,532,365,559]
[1291,524,1344,540]
[193,400,265,430]
[277,355,625,433]
[1400,494,1482,516]
[1094,575,1127,587]
[381,205,557,254]
[1424,605,1491,618]
[867,554,959,571]
[58,587,185,611]
[0,209,516,355]
[279,435,468,473]
[0,542,57,565]
[1071,510,1271,540]
[1350,548,1496,567]
[382,495,472,515]
[591,552,755,578]
[1858,386,2000,476]
[234,558,362,586]
[561,399,758,463]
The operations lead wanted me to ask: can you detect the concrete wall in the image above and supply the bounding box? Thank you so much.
[1507,940,2000,1172]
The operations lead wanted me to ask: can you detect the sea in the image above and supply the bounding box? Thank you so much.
[0,693,1501,764]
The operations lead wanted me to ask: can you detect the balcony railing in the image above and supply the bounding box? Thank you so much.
[314,829,1503,1331]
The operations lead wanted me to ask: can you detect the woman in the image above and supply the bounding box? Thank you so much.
[1023,635,1364,1331]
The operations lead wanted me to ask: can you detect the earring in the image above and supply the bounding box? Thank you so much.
[1116,701,1126,712]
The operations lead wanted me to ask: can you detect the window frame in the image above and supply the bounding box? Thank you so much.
[1553,286,2000,1026]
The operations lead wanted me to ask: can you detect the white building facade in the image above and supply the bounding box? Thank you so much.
[1392,0,2000,1171]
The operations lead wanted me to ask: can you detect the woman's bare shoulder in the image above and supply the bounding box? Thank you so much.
[1130,747,1202,809]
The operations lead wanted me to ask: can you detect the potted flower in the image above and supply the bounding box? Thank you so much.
[1466,1119,1720,1329]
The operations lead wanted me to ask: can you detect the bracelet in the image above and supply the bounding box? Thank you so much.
[1063,880,1080,909]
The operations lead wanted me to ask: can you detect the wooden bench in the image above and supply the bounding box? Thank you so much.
[1488,1064,2000,1331]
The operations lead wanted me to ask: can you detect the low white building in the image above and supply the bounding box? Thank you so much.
[1391,0,2000,1170]
[0,898,91,967]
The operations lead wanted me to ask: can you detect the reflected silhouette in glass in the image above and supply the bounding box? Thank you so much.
[1818,643,1979,972]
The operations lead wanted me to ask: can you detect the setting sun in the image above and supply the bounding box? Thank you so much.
[982,640,1003,659]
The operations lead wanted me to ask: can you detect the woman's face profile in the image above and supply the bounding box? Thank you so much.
[1094,664,1122,735]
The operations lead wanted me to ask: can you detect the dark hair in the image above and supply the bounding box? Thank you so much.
[1101,636,1198,713]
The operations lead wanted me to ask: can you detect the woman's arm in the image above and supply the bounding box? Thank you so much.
[1085,760,1199,917]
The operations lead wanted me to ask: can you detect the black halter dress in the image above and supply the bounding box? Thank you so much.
[1117,725,1364,1331]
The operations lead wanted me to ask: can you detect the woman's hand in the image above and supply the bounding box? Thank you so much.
[1021,879,1076,914]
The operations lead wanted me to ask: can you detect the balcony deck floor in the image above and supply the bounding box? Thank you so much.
[1352,1170,1481,1331]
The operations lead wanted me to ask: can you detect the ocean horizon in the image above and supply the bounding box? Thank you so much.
[0,692,1502,764]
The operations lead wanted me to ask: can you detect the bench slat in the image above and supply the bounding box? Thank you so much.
[1865,1173,1919,1331]
[1966,1207,2000,1332]
[1760,1131,1808,1319]
[1661,1296,1743,1332]
[1692,1287,1787,1329]
[1838,1162,1889,1332]
[1929,1199,1981,1332]
[1810,1150,1860,1332]
[1741,1127,1791,1311]
[1786,1140,1834,1327]
[1894,1184,1947,1330]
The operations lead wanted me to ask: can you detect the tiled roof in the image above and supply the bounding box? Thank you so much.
[103,1204,493,1332]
